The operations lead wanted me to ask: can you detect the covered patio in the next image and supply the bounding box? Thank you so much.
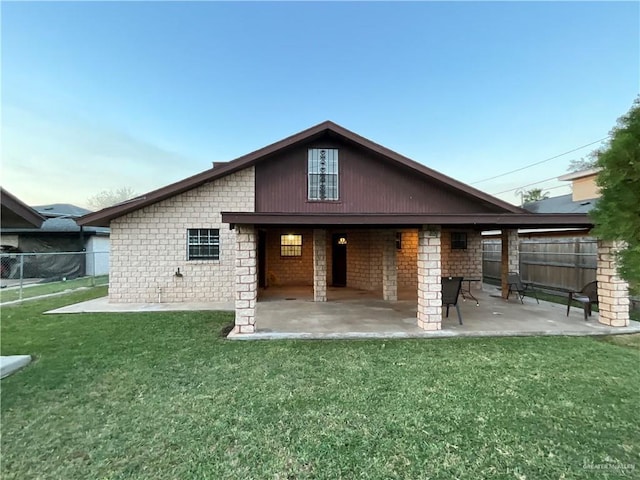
[227,284,640,340]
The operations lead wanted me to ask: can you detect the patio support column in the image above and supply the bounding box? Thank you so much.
[417,225,442,330]
[382,230,397,301]
[234,224,257,333]
[501,229,519,299]
[313,229,327,302]
[596,240,630,327]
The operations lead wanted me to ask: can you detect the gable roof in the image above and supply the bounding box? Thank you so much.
[1,188,46,228]
[2,200,108,235]
[34,204,93,218]
[79,121,526,226]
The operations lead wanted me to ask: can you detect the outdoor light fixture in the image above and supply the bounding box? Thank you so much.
[338,237,347,245]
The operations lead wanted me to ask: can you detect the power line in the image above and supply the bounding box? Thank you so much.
[492,175,560,195]
[470,136,609,185]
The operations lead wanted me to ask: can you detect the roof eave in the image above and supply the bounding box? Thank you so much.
[221,212,593,229]
[0,188,46,228]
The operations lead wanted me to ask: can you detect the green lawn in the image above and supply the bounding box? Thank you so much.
[0,275,109,303]
[1,289,639,479]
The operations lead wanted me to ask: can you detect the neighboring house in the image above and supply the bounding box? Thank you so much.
[525,167,601,216]
[486,169,603,292]
[1,188,46,279]
[1,188,45,229]
[1,202,110,279]
[79,121,629,332]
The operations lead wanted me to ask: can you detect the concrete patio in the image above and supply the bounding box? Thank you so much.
[229,284,640,340]
[46,284,640,340]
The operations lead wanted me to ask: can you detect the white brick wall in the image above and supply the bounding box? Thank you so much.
[417,226,442,330]
[109,167,255,303]
[382,230,398,301]
[313,229,327,302]
[596,240,630,327]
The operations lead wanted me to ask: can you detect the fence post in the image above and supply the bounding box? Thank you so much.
[574,239,581,291]
[18,254,24,302]
[91,252,96,286]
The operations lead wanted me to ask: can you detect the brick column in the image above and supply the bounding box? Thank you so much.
[501,229,519,299]
[417,226,442,330]
[234,225,257,333]
[596,240,630,327]
[313,229,327,302]
[382,230,397,301]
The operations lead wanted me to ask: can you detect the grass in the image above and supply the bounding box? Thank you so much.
[1,290,639,479]
[0,275,108,303]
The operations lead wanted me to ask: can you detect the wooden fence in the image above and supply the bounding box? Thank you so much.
[483,237,597,293]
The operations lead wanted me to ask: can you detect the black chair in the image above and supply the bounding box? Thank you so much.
[442,276,463,324]
[506,273,539,304]
[567,281,598,321]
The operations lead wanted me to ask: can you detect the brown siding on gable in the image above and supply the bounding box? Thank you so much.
[255,138,501,214]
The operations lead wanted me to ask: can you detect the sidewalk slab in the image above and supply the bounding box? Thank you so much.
[45,296,234,314]
[1,355,32,379]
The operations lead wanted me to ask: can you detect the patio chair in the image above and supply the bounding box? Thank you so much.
[566,281,598,321]
[506,273,539,304]
[441,276,463,324]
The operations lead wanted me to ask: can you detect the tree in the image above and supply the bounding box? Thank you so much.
[567,155,598,172]
[88,187,137,210]
[590,97,640,294]
[521,188,550,205]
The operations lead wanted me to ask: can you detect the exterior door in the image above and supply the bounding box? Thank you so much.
[332,233,347,287]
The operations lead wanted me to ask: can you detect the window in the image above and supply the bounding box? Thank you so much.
[308,148,339,200]
[396,232,402,250]
[281,234,302,257]
[187,229,220,260]
[451,232,467,250]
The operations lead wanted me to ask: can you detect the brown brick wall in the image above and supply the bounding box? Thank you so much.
[397,229,418,289]
[265,229,314,286]
[441,229,483,289]
[346,230,383,291]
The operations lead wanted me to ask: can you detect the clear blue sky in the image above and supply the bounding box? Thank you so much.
[2,1,638,208]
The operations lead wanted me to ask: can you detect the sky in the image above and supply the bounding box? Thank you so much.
[2,1,638,210]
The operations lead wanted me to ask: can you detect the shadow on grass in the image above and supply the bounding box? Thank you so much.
[597,333,640,350]
[219,322,235,338]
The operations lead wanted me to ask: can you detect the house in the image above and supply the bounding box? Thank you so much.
[1,202,110,280]
[487,168,604,292]
[525,167,600,215]
[79,122,630,332]
[1,188,45,229]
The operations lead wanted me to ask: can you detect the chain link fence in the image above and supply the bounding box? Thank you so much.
[0,251,109,303]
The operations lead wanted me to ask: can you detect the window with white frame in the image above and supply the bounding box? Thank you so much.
[308,148,339,200]
[187,229,220,260]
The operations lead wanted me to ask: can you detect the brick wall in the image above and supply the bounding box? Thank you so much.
[397,229,418,289]
[346,230,383,291]
[417,226,442,330]
[596,240,630,327]
[265,229,313,286]
[109,167,255,303]
[441,229,483,289]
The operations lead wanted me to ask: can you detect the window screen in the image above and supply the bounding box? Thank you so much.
[187,229,220,260]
